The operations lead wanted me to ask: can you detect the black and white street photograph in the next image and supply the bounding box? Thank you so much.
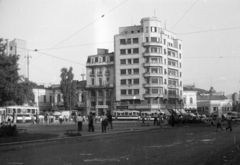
[0,0,240,164]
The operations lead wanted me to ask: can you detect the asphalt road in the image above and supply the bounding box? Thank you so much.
[0,122,240,165]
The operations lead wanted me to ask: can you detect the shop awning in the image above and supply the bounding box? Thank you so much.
[161,109,171,116]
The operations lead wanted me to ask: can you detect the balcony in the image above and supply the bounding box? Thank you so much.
[144,94,168,99]
[89,72,95,77]
[168,74,179,79]
[144,72,163,77]
[97,71,103,76]
[144,83,164,87]
[86,83,114,89]
[142,41,163,47]
[167,45,178,51]
[168,65,179,70]
[86,61,114,67]
[105,71,110,76]
[143,52,163,57]
[143,62,163,67]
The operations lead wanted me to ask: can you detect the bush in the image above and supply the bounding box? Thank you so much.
[0,123,18,137]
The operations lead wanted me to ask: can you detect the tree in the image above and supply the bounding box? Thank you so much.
[0,38,20,106]
[60,67,77,110]
[0,38,37,106]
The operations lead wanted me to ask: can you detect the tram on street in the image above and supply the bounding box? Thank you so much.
[226,111,240,121]
[113,110,140,120]
[5,105,40,123]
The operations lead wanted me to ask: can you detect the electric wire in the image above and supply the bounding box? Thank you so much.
[171,0,199,30]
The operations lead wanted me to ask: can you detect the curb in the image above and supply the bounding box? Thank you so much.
[0,127,164,147]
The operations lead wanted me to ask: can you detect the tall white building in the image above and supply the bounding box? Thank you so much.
[8,39,27,78]
[114,17,183,112]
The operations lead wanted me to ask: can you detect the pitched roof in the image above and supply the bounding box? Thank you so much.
[197,95,228,101]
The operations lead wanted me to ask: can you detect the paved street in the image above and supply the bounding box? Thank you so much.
[0,122,240,165]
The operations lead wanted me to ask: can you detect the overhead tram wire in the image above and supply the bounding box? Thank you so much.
[171,0,199,30]
[20,26,240,52]
[30,0,128,63]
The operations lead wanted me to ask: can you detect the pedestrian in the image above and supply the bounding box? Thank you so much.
[107,113,113,129]
[59,115,63,124]
[153,114,158,126]
[88,113,94,132]
[76,114,83,135]
[31,114,35,125]
[171,114,175,127]
[101,114,108,133]
[159,114,164,128]
[210,118,215,127]
[215,117,223,132]
[225,118,232,131]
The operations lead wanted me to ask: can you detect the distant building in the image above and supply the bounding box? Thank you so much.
[114,17,183,112]
[184,86,232,116]
[8,39,27,78]
[183,85,197,112]
[33,80,87,114]
[86,49,115,116]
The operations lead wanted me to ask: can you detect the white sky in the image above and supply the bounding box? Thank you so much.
[1,0,240,95]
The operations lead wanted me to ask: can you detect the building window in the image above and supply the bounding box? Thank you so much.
[44,95,46,103]
[98,90,103,97]
[137,30,140,33]
[120,59,126,64]
[133,79,139,84]
[106,77,109,83]
[98,101,103,105]
[152,88,158,94]
[128,89,132,95]
[164,39,166,45]
[121,90,127,95]
[133,58,139,64]
[151,37,157,42]
[127,49,132,54]
[184,97,186,104]
[133,89,139,94]
[127,38,131,44]
[92,78,95,85]
[190,97,193,104]
[121,79,126,85]
[120,49,126,55]
[50,95,52,103]
[133,38,139,43]
[133,69,139,74]
[99,78,102,86]
[128,59,132,64]
[10,46,13,50]
[120,69,126,75]
[152,78,158,84]
[151,68,158,73]
[110,56,114,61]
[128,79,132,85]
[146,37,149,43]
[95,57,98,62]
[133,48,139,54]
[57,94,61,102]
[146,27,148,33]
[120,39,126,45]
[179,44,181,49]
[91,91,96,97]
[91,102,96,106]
[128,69,132,74]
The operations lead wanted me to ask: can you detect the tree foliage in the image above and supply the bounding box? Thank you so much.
[60,67,77,110]
[0,38,36,106]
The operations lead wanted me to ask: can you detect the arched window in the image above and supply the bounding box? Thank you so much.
[190,97,193,104]
[98,90,103,97]
[183,97,186,104]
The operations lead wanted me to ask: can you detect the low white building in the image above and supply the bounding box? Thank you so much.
[183,86,197,112]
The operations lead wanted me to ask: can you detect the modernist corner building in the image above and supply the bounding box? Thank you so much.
[86,17,183,115]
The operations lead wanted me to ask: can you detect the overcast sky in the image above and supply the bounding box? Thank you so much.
[1,0,240,95]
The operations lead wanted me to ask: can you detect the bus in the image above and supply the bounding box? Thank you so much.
[5,106,40,123]
[113,110,140,120]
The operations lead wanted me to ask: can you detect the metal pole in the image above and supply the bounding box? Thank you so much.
[27,49,29,80]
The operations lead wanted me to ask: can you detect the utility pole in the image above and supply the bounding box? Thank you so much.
[25,49,31,81]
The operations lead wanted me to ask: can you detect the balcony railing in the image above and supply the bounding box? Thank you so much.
[86,83,114,88]
[97,71,103,76]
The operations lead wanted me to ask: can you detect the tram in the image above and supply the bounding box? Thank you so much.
[113,110,140,120]
[5,105,40,123]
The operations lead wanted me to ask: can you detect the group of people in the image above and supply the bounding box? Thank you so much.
[211,116,233,132]
[74,112,113,135]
